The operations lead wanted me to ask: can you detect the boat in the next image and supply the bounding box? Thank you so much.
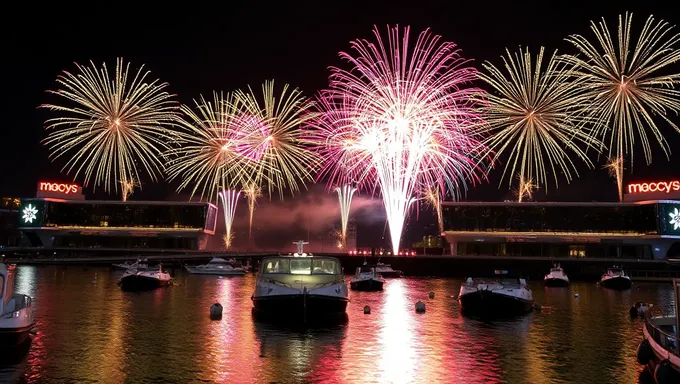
[636,279,680,383]
[118,261,171,291]
[0,263,35,348]
[374,262,403,278]
[458,276,534,316]
[251,254,349,320]
[544,264,569,287]
[600,266,632,289]
[350,266,385,291]
[185,257,246,276]
[112,259,148,270]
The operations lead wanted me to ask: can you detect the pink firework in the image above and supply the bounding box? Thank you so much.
[310,25,487,255]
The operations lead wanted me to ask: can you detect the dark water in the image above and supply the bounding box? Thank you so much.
[0,266,675,383]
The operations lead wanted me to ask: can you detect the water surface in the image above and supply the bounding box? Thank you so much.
[0,266,673,383]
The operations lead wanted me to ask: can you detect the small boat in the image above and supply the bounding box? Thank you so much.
[251,254,348,320]
[0,263,35,348]
[600,267,631,290]
[350,266,385,291]
[637,301,680,381]
[112,259,148,270]
[544,264,569,287]
[458,276,534,316]
[185,257,246,276]
[374,262,403,278]
[119,261,171,291]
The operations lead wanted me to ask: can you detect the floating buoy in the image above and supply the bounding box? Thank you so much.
[415,301,426,313]
[574,293,579,298]
[210,303,223,320]
[428,291,435,299]
[364,305,371,314]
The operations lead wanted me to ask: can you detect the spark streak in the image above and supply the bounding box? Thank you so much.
[335,185,357,248]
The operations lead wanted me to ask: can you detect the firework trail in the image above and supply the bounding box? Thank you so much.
[335,185,357,249]
[218,189,241,249]
[424,186,444,235]
[41,58,178,198]
[564,13,680,199]
[603,157,624,202]
[242,183,262,243]
[311,26,487,255]
[516,176,536,202]
[120,177,139,202]
[479,47,600,194]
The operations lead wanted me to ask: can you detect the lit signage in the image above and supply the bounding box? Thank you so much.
[627,180,680,194]
[39,182,80,195]
[22,204,38,223]
[659,203,680,236]
[670,208,680,231]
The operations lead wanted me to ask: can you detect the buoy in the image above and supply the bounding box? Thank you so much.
[363,305,371,314]
[574,293,579,298]
[210,303,223,320]
[415,301,426,313]
[428,291,435,299]
[637,340,654,365]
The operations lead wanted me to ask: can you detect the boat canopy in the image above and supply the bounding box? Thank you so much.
[209,258,231,264]
[261,257,340,275]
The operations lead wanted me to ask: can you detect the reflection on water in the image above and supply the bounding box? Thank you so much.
[2,266,674,383]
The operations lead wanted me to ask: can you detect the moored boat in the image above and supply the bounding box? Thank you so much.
[350,266,385,291]
[0,263,35,348]
[600,267,631,290]
[374,262,403,278]
[251,255,348,321]
[119,261,171,291]
[185,257,246,276]
[637,304,680,383]
[544,264,569,287]
[458,276,534,316]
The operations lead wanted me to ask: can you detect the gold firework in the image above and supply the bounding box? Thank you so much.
[423,186,444,234]
[603,156,624,202]
[120,176,139,202]
[234,80,318,199]
[516,176,536,202]
[479,47,600,193]
[41,58,178,197]
[165,92,248,201]
[565,13,680,199]
[242,183,262,242]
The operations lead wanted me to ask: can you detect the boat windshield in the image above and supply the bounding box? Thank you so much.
[608,268,623,274]
[262,258,340,275]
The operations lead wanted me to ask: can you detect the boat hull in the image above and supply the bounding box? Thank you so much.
[600,276,631,290]
[544,278,569,287]
[0,324,34,348]
[185,267,246,276]
[120,275,170,291]
[459,291,534,316]
[376,271,402,278]
[252,294,348,319]
[350,279,384,291]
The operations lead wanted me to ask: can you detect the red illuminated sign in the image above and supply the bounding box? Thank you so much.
[627,181,680,194]
[39,182,80,195]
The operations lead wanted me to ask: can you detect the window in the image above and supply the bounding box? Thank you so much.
[312,259,340,275]
[290,259,312,275]
[569,245,586,258]
[263,259,290,274]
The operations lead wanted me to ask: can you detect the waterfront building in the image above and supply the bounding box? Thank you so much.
[0,197,21,247]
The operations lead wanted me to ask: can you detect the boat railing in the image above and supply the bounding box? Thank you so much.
[645,305,679,355]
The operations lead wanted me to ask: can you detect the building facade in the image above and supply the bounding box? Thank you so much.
[442,200,680,260]
[18,198,218,251]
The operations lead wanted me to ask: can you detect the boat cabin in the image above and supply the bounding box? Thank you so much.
[259,256,343,286]
[1,264,32,317]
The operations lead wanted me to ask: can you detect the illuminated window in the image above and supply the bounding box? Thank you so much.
[569,245,586,258]
[290,259,312,275]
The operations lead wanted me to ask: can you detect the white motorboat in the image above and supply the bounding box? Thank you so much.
[0,263,35,347]
[119,261,171,291]
[112,259,148,270]
[600,267,631,290]
[374,262,403,278]
[350,266,385,291]
[185,257,246,276]
[458,277,534,316]
[251,255,348,320]
[544,264,570,287]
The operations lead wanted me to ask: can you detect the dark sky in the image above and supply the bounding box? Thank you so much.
[2,1,680,248]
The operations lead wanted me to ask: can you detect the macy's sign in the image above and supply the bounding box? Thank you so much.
[627,180,680,194]
[39,182,80,195]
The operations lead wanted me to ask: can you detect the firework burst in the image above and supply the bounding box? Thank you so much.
[335,185,357,248]
[218,189,241,249]
[41,58,178,197]
[312,26,487,255]
[516,176,536,202]
[564,13,680,199]
[479,47,600,193]
[423,186,444,235]
[120,176,139,202]
[234,80,318,199]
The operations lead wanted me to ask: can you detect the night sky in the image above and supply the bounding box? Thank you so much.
[2,1,680,249]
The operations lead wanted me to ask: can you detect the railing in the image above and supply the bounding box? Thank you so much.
[645,305,679,355]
